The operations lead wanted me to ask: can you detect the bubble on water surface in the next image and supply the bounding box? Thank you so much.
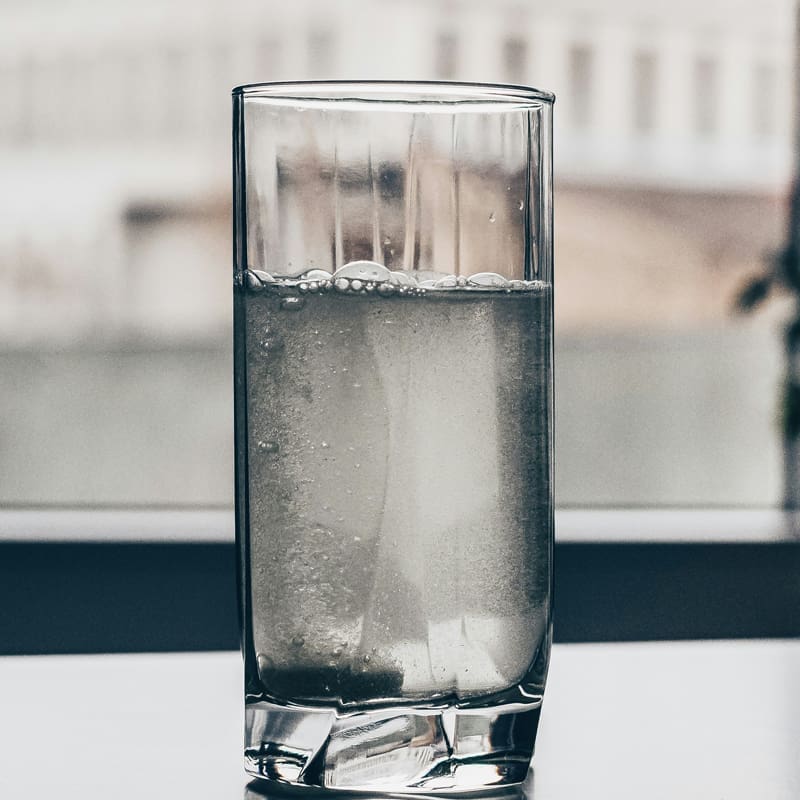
[302,269,333,282]
[332,261,392,283]
[468,272,510,288]
[246,269,273,292]
[389,270,418,287]
[434,276,458,289]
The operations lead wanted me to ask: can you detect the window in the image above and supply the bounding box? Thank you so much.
[256,38,282,83]
[568,44,593,130]
[0,0,793,514]
[163,46,188,136]
[0,0,797,668]
[503,36,528,84]
[694,56,718,137]
[754,61,777,140]
[632,50,657,134]
[435,32,458,80]
[308,29,334,76]
[16,58,33,143]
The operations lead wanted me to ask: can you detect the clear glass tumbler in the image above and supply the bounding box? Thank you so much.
[233,81,554,793]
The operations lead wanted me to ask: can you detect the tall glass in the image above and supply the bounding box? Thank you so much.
[233,81,554,793]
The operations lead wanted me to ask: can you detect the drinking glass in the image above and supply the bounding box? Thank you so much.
[233,81,554,793]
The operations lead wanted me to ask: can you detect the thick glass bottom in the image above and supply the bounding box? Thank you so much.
[244,698,541,792]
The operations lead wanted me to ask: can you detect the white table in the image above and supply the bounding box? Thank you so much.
[1,640,798,798]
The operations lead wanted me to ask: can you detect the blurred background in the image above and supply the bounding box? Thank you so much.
[0,0,794,509]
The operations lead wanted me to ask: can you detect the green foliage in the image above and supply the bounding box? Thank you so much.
[735,273,773,311]
[736,245,800,440]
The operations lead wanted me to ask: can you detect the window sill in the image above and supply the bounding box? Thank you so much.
[0,508,797,654]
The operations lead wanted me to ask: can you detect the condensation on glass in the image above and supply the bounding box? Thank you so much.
[233,81,554,793]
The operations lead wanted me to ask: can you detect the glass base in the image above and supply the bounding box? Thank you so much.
[244,698,541,792]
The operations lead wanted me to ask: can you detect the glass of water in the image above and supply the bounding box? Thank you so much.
[233,81,554,793]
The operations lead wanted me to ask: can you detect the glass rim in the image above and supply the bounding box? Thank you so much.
[232,79,555,107]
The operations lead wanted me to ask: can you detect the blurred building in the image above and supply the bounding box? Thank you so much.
[0,0,795,507]
[0,0,793,344]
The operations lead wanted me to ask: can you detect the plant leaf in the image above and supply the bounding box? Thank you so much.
[735,274,773,312]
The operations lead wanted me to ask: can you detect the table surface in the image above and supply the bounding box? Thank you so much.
[1,639,798,799]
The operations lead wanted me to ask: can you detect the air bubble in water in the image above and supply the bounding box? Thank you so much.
[334,278,349,293]
[488,212,496,223]
[291,635,305,647]
[259,333,282,354]
[350,279,364,291]
[518,200,525,211]
[280,296,306,311]
[257,440,280,454]
[376,283,395,296]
